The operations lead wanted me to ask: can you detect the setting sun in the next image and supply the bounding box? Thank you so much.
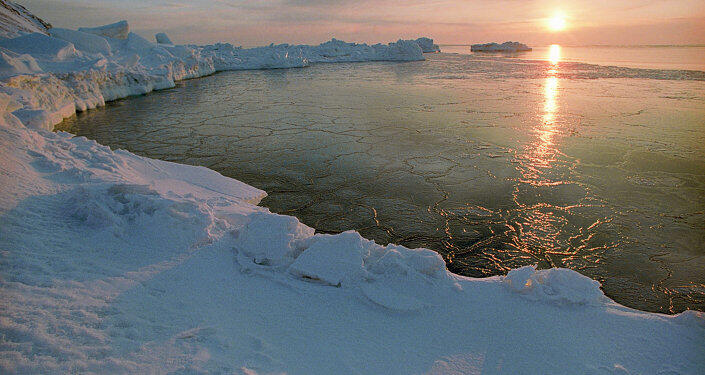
[548,13,567,32]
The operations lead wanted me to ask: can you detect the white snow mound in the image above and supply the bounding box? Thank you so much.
[79,20,129,39]
[504,265,607,305]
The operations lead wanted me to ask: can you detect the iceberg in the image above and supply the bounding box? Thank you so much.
[415,37,441,53]
[471,41,532,52]
[0,2,703,374]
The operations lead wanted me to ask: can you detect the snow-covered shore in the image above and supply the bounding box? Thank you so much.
[0,2,704,374]
[0,8,426,131]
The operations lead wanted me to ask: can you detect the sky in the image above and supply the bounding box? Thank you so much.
[23,0,705,46]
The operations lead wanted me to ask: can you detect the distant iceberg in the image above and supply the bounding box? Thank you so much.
[471,41,532,52]
[415,37,440,53]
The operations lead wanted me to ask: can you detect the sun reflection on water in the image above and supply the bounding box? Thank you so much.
[548,44,561,65]
[533,46,561,170]
[510,44,566,264]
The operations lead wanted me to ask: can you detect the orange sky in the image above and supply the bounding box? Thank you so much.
[24,0,705,46]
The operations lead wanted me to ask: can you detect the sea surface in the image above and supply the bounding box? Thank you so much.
[56,45,705,313]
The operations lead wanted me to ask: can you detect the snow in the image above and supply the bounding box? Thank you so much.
[0,32,76,60]
[78,20,129,40]
[0,7,703,375]
[416,37,441,53]
[50,28,112,56]
[471,41,532,52]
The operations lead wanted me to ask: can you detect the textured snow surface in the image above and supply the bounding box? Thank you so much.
[471,41,532,52]
[0,10,704,375]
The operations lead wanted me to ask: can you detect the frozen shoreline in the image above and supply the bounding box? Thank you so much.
[1,3,704,374]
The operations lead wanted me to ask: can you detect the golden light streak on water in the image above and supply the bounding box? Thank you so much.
[549,44,561,65]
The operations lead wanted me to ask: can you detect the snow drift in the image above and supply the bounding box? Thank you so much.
[0,3,703,374]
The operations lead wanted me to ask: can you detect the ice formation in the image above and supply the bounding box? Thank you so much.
[471,41,532,52]
[155,32,172,45]
[415,37,441,53]
[0,17,425,130]
[0,2,703,374]
[78,20,129,39]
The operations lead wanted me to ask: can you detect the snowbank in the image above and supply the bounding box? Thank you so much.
[471,41,532,52]
[0,6,703,375]
[416,37,441,53]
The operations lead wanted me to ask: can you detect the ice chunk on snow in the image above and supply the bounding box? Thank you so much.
[504,265,607,305]
[0,33,76,60]
[49,28,111,56]
[155,32,172,45]
[415,37,440,53]
[234,212,314,267]
[79,20,129,40]
[471,41,531,52]
[369,244,447,279]
[289,231,372,286]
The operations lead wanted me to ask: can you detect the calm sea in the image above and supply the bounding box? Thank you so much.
[441,44,705,71]
[57,45,705,313]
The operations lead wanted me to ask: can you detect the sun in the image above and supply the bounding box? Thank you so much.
[547,13,567,32]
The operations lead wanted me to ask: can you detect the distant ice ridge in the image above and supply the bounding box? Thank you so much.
[0,4,703,374]
[0,17,424,130]
[471,41,532,52]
